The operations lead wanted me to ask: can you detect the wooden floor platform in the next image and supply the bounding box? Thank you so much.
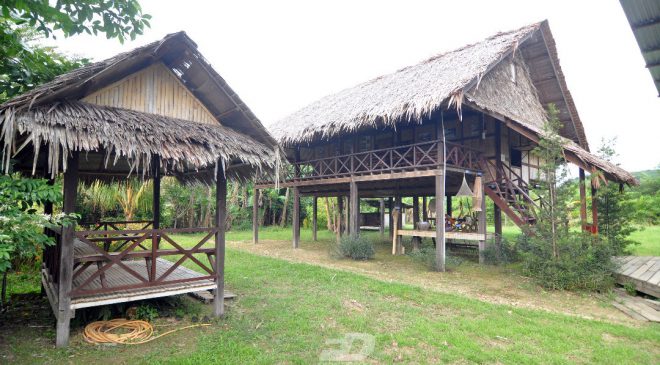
[70,258,216,309]
[614,256,660,298]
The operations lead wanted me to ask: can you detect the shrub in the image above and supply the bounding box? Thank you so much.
[334,236,375,260]
[482,236,518,265]
[517,231,616,291]
[135,303,159,322]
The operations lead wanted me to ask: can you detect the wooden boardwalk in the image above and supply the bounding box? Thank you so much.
[614,256,660,298]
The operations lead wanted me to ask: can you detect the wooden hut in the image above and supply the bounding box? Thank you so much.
[0,32,277,346]
[255,21,637,266]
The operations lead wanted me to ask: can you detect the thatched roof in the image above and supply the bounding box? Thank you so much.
[0,31,277,180]
[620,0,660,96]
[271,20,637,185]
[272,21,587,148]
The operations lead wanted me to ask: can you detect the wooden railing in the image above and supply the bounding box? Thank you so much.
[70,227,218,297]
[272,140,482,183]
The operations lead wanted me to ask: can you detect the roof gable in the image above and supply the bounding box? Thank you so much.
[82,62,218,125]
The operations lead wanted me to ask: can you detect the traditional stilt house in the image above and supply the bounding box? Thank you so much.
[0,32,277,346]
[256,21,636,267]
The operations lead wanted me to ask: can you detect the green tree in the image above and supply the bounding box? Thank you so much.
[0,0,150,101]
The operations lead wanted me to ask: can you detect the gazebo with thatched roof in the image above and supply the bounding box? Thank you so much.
[256,20,637,270]
[0,31,277,347]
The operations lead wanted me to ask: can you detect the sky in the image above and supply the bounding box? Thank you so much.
[47,0,660,172]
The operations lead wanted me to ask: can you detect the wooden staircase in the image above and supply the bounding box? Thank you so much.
[480,159,543,228]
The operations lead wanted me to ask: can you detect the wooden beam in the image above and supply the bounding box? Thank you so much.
[591,185,599,234]
[579,168,587,230]
[152,155,161,230]
[214,162,227,317]
[293,187,300,248]
[379,198,385,237]
[56,151,79,347]
[349,181,359,238]
[478,177,487,264]
[312,196,318,241]
[435,173,445,272]
[252,188,259,244]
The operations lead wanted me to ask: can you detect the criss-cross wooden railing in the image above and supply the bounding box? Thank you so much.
[280,140,482,182]
[70,227,218,297]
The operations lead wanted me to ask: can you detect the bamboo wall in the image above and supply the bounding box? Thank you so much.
[82,63,218,125]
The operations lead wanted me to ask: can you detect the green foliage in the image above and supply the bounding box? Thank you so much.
[135,303,158,322]
[0,174,76,274]
[334,235,375,260]
[481,236,518,265]
[623,281,637,296]
[0,0,150,102]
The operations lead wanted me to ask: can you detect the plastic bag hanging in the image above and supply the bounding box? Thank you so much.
[456,173,473,197]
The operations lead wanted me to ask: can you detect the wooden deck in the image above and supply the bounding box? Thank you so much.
[614,256,660,298]
[68,258,216,309]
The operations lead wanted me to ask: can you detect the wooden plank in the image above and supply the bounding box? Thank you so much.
[435,173,445,272]
[253,188,259,244]
[638,259,660,281]
[349,181,359,238]
[630,258,655,280]
[292,187,300,248]
[612,302,648,322]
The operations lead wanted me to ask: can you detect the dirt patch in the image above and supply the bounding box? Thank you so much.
[229,238,636,325]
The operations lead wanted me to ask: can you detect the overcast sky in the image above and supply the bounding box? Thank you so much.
[47,0,659,172]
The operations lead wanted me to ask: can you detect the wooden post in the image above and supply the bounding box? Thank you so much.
[435,173,445,272]
[388,197,394,239]
[56,151,79,347]
[579,168,587,230]
[214,161,227,317]
[494,120,503,242]
[349,181,359,238]
[292,187,300,248]
[312,196,318,241]
[478,177,487,264]
[412,195,420,251]
[379,198,385,237]
[150,155,161,282]
[422,196,428,221]
[343,196,349,236]
[253,188,259,244]
[337,195,344,236]
[591,184,599,234]
[392,206,400,255]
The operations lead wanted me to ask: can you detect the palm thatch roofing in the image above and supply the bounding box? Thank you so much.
[271,20,637,185]
[620,0,660,96]
[0,31,277,181]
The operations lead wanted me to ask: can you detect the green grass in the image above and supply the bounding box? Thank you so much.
[2,233,660,364]
[629,226,660,256]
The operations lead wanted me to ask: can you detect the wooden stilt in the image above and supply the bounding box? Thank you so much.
[56,152,79,347]
[412,196,420,250]
[422,196,428,221]
[435,173,445,272]
[214,161,227,317]
[591,185,599,234]
[478,177,487,264]
[253,188,259,244]
[293,187,300,248]
[447,195,453,217]
[379,198,385,237]
[337,195,344,236]
[349,181,359,238]
[494,120,503,244]
[312,196,318,241]
[388,197,394,239]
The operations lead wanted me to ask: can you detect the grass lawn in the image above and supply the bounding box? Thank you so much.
[629,226,660,256]
[2,228,660,364]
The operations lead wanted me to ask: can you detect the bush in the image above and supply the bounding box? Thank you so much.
[482,235,518,265]
[334,236,375,260]
[517,231,616,291]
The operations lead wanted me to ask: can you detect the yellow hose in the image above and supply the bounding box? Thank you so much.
[83,319,210,345]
